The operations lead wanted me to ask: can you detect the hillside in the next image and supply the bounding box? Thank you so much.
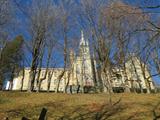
[0,92,159,120]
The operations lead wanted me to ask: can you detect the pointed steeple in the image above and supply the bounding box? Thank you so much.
[85,38,89,46]
[80,30,85,45]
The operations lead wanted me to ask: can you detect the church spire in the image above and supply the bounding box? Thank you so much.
[80,30,85,46]
[85,38,89,46]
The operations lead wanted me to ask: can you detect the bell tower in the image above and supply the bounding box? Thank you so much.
[79,30,90,58]
[77,30,94,89]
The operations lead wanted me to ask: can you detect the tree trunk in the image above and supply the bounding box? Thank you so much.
[47,70,53,92]
[9,68,15,90]
[20,67,25,91]
[65,71,71,93]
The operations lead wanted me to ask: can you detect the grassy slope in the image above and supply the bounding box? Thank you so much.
[0,92,159,120]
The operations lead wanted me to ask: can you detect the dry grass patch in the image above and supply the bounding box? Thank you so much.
[0,92,159,120]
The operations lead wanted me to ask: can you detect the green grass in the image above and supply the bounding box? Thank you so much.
[0,92,160,120]
[0,97,10,104]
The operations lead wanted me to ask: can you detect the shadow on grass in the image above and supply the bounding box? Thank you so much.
[0,98,10,104]
[152,102,160,120]
[56,99,126,120]
[5,99,125,120]
[5,98,160,120]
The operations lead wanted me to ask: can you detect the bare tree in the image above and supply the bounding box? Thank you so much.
[55,1,73,93]
[0,0,12,59]
[47,70,54,92]
[15,0,57,92]
[101,1,149,93]
[0,0,12,27]
[55,13,69,93]
[36,40,55,92]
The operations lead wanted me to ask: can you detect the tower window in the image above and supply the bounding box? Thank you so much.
[116,74,122,79]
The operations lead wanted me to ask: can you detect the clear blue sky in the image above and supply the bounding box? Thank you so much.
[10,0,160,85]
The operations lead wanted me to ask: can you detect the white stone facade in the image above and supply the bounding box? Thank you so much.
[6,31,155,93]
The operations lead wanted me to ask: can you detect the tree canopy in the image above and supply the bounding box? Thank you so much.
[0,35,24,89]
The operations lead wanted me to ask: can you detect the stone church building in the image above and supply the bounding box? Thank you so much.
[5,31,155,93]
